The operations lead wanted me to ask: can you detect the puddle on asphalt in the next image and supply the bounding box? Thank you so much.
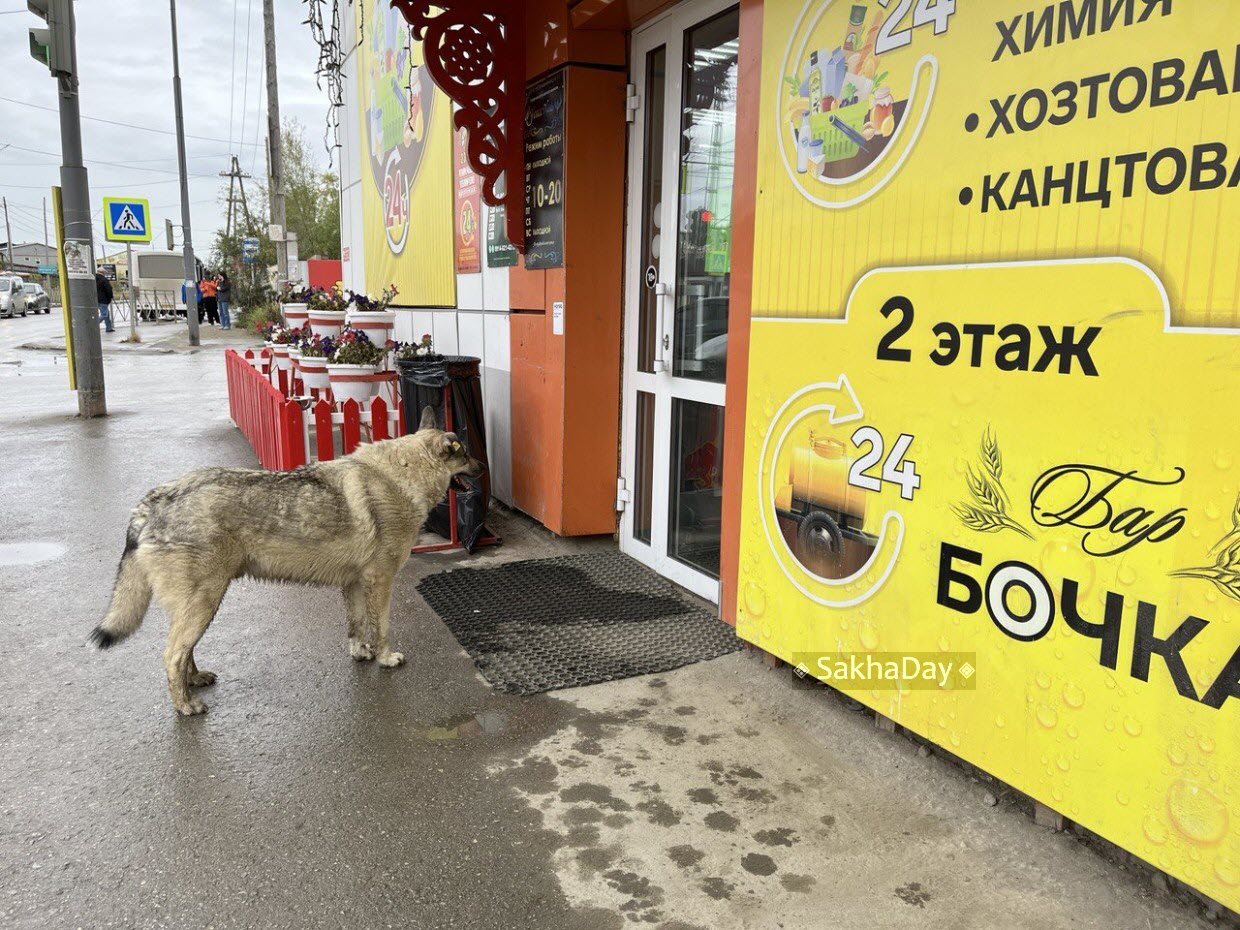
[0,542,66,566]
[421,710,508,741]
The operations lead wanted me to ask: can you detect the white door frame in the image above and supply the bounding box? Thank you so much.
[619,0,738,603]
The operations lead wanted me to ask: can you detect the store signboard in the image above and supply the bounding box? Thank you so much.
[453,127,482,274]
[486,203,518,269]
[738,1,1240,909]
[523,72,565,270]
[355,0,455,304]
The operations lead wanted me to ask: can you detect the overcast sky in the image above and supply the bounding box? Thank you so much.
[0,0,334,262]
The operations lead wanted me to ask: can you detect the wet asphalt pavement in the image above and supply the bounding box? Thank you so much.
[0,314,1228,930]
[0,316,609,930]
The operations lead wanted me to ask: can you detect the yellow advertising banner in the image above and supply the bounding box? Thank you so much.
[739,0,1239,908]
[355,0,455,305]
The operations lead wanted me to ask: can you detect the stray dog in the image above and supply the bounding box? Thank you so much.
[90,406,484,716]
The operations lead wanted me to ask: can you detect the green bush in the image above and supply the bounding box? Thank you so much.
[235,301,284,336]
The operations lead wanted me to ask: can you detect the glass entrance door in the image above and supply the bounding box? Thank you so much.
[620,0,740,602]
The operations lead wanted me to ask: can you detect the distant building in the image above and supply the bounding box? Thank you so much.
[0,242,57,276]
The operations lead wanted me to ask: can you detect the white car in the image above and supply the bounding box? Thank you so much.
[0,277,28,318]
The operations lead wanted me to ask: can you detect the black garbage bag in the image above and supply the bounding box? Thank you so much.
[397,356,493,552]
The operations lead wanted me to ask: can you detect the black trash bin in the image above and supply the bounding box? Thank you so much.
[397,355,493,552]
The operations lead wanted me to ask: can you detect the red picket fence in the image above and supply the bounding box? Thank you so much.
[225,349,406,470]
[225,349,305,470]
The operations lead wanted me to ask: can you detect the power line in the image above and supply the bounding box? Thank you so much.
[3,174,217,191]
[0,141,186,175]
[251,64,266,177]
[0,150,231,168]
[228,0,240,154]
[239,0,254,155]
[0,95,261,147]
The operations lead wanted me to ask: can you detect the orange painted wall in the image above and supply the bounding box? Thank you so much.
[508,22,628,535]
[561,68,627,535]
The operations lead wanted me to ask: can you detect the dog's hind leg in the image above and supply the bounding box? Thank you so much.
[365,575,403,668]
[344,582,374,661]
[187,652,217,687]
[158,579,228,716]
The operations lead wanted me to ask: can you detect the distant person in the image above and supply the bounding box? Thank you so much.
[95,270,114,334]
[217,272,232,330]
[200,273,219,327]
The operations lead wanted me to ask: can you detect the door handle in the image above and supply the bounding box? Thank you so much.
[653,282,670,371]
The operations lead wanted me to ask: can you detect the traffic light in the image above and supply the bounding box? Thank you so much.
[28,0,75,77]
[166,219,175,250]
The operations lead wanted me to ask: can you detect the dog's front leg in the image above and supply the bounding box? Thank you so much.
[343,582,374,661]
[364,574,403,668]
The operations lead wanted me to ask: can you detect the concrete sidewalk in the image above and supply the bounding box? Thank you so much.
[19,312,257,356]
[0,329,1227,929]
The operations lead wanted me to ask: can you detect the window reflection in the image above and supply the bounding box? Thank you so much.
[668,398,726,578]
[673,9,739,384]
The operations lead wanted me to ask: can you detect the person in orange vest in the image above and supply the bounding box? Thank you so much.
[200,273,219,327]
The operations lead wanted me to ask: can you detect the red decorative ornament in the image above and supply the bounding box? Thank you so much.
[391,0,527,250]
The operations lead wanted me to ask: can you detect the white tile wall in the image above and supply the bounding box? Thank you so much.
[457,312,485,358]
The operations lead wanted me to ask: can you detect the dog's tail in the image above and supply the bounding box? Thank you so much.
[89,514,152,649]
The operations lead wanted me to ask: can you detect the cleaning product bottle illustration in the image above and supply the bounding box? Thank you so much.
[808,51,822,113]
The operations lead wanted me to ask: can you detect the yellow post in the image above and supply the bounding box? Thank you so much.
[51,186,77,390]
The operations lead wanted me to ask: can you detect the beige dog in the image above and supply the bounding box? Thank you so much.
[90,407,484,715]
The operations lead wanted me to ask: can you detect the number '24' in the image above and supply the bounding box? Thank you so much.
[849,426,922,500]
[875,0,956,55]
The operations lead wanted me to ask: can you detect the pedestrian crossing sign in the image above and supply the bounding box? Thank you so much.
[102,197,151,243]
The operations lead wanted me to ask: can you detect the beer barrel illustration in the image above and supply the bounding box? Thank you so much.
[779,434,870,563]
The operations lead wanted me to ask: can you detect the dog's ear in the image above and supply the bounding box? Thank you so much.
[441,435,462,455]
[418,405,438,432]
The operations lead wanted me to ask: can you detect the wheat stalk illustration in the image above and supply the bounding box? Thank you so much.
[952,427,1033,540]
[1170,491,1240,602]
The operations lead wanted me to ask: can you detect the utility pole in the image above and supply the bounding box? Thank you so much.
[43,197,53,303]
[218,155,255,239]
[29,0,106,417]
[262,0,288,292]
[2,197,13,270]
[169,0,200,346]
[221,160,235,238]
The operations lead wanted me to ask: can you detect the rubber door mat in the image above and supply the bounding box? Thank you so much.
[415,552,742,695]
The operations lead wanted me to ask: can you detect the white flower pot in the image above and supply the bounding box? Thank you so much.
[308,309,347,340]
[283,302,310,329]
[327,363,383,404]
[295,354,331,391]
[268,343,292,372]
[345,308,397,340]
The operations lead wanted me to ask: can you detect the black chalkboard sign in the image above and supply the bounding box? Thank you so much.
[523,72,565,270]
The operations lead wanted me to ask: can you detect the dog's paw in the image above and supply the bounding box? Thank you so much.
[188,670,217,687]
[378,651,405,668]
[349,640,375,662]
[175,698,208,716]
